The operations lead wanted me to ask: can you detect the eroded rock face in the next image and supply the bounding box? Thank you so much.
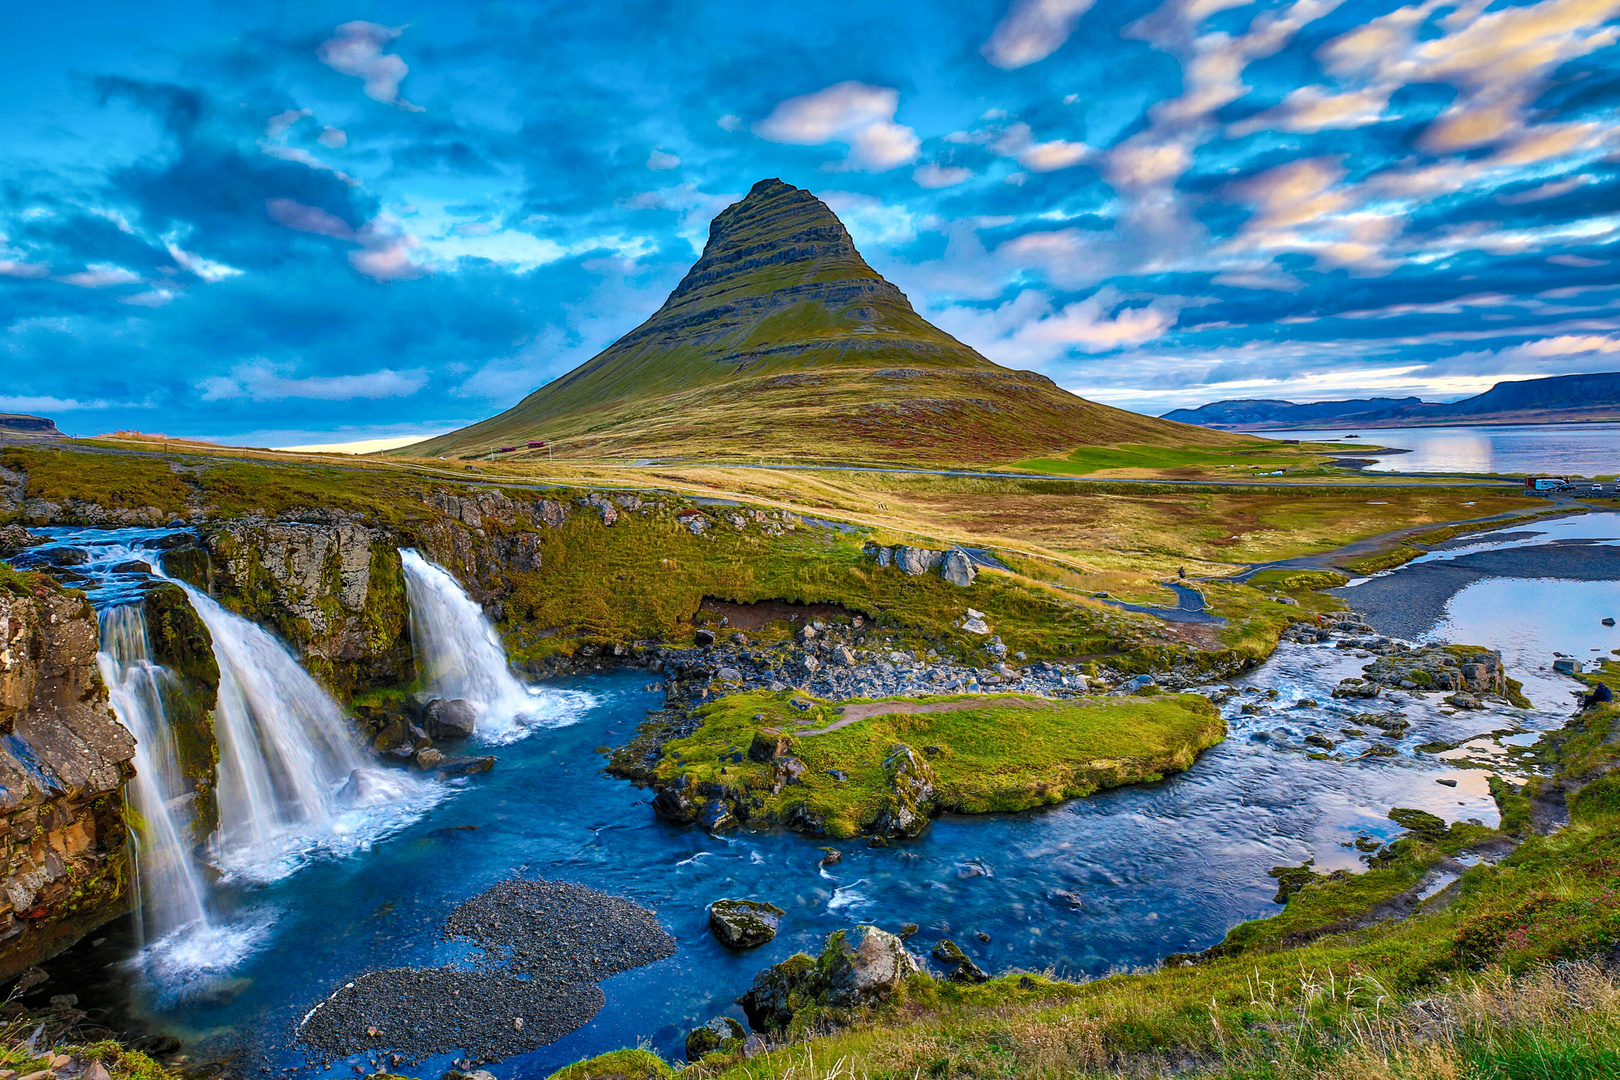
[0,587,136,977]
[197,521,411,697]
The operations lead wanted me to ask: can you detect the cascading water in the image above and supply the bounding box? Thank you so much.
[174,582,433,880]
[96,606,212,946]
[399,549,589,742]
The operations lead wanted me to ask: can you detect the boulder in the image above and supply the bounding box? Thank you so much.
[893,546,943,576]
[1445,692,1484,710]
[737,953,817,1032]
[748,732,791,762]
[820,925,922,1007]
[693,628,716,646]
[959,608,991,635]
[931,939,989,984]
[423,698,477,740]
[412,747,446,770]
[941,549,977,587]
[434,755,496,777]
[709,899,785,949]
[685,1016,746,1061]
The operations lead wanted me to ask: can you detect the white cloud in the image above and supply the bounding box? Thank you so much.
[982,0,1097,69]
[0,260,48,279]
[646,150,681,170]
[198,361,429,402]
[57,264,141,288]
[317,22,424,111]
[820,192,918,247]
[755,82,920,171]
[717,114,743,132]
[120,289,176,307]
[164,239,243,283]
[266,109,311,137]
[934,287,1180,367]
[0,395,127,412]
[266,199,426,281]
[992,122,1091,171]
[914,163,974,188]
[318,127,348,149]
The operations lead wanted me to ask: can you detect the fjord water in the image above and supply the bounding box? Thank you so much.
[1267,421,1620,475]
[22,519,1605,1076]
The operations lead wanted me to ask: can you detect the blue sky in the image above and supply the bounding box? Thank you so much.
[2,0,1618,445]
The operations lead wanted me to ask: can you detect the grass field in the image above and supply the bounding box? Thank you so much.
[645,690,1225,837]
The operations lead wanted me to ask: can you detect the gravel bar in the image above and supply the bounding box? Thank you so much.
[298,967,604,1065]
[298,879,676,1066]
[444,878,677,982]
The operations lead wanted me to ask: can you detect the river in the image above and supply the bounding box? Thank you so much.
[1253,421,1620,476]
[12,522,1606,1076]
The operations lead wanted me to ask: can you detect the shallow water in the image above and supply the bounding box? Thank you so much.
[10,524,1594,1077]
[1257,421,1620,475]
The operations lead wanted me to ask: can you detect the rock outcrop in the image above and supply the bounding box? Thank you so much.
[738,925,924,1034]
[179,522,412,698]
[0,582,136,977]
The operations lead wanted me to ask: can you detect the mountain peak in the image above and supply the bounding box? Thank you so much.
[657,178,910,319]
[405,179,1227,464]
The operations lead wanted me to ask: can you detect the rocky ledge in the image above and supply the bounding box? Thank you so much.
[0,577,136,977]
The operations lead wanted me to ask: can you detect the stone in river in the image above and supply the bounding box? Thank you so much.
[424,698,477,739]
[708,899,785,949]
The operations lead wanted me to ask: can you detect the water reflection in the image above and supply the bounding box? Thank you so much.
[1255,421,1620,475]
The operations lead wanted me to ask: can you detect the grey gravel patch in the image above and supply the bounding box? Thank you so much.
[299,967,603,1065]
[445,878,677,982]
[298,879,676,1067]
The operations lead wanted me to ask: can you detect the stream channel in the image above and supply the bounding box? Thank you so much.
[15,515,1618,1077]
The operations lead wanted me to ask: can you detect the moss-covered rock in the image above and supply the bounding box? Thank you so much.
[709,898,784,949]
[544,1049,675,1080]
[684,1016,745,1061]
[141,583,221,844]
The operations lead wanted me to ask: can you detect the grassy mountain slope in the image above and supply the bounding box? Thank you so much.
[404,179,1249,465]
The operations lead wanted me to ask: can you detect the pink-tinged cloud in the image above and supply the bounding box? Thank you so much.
[982,0,1096,69]
[0,260,48,279]
[350,236,424,281]
[57,264,142,288]
[317,22,424,111]
[266,198,356,240]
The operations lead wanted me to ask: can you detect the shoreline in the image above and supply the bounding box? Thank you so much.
[1333,539,1620,641]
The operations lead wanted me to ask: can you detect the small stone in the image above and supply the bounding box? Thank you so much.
[694,628,716,647]
[819,847,842,866]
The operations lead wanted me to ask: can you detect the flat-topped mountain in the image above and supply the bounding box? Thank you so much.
[1168,372,1620,430]
[406,179,1231,465]
[0,414,62,438]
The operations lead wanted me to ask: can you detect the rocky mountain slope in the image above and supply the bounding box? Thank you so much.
[405,179,1234,465]
[1167,371,1620,430]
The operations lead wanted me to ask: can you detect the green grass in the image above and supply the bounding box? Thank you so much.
[645,690,1225,837]
[1012,441,1335,478]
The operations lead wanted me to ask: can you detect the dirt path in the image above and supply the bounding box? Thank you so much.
[793,694,1049,737]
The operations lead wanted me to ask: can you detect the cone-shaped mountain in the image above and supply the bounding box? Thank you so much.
[407,179,1230,465]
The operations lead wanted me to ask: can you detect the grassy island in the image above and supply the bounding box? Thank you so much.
[641,690,1225,838]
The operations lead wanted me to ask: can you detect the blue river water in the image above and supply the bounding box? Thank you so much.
[1255,421,1620,476]
[10,524,1596,1077]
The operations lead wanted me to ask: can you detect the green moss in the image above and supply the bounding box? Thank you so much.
[544,1049,675,1080]
[653,691,1225,837]
[1346,545,1427,574]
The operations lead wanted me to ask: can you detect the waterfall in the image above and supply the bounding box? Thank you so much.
[174,582,432,880]
[97,605,212,946]
[399,549,587,742]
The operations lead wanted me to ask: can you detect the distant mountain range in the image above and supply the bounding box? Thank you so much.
[405,179,1231,465]
[1163,372,1620,430]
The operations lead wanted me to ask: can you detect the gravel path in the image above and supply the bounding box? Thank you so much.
[298,879,677,1067]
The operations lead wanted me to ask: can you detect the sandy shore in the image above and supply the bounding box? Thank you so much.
[1334,540,1620,641]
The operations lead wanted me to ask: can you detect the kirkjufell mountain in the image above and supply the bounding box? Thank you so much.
[408,179,1231,464]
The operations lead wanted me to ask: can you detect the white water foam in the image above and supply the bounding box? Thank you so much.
[174,582,444,882]
[399,548,593,743]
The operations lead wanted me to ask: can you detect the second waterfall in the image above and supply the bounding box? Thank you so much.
[399,548,589,743]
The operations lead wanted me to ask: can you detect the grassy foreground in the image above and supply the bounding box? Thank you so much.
[640,691,1225,837]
